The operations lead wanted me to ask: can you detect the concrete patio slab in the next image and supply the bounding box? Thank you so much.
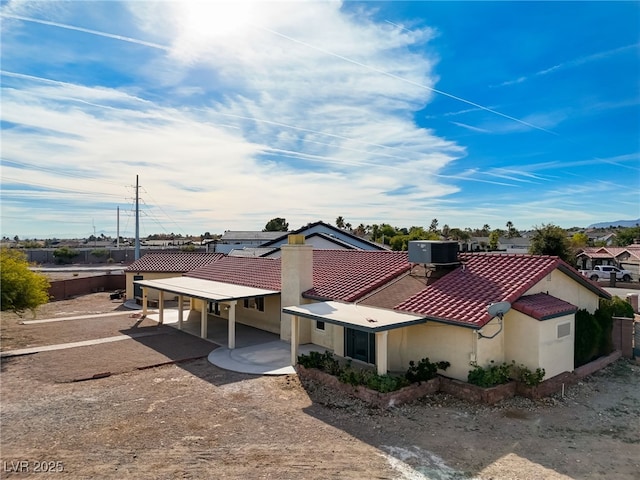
[208,341,326,375]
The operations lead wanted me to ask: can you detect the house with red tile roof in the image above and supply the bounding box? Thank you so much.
[133,238,611,383]
[393,253,610,379]
[576,245,640,278]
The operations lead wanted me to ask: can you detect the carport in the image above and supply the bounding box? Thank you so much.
[283,301,427,375]
[134,277,279,349]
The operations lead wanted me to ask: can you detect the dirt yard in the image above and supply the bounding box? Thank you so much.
[1,293,639,479]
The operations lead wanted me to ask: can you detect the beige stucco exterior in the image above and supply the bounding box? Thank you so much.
[126,272,181,301]
[505,311,574,379]
[385,323,476,380]
[524,269,600,313]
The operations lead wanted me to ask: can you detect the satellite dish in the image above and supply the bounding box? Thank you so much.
[487,301,511,319]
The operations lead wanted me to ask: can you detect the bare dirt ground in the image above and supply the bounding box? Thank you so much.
[1,293,639,479]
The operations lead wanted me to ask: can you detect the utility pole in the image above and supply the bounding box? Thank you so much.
[135,175,140,260]
[116,206,120,249]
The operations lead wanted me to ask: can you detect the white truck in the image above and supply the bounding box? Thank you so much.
[579,265,634,282]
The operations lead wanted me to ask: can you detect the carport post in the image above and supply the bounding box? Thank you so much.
[201,306,207,339]
[158,291,164,324]
[177,295,184,330]
[290,315,300,366]
[228,301,237,349]
[142,287,148,316]
[375,330,388,375]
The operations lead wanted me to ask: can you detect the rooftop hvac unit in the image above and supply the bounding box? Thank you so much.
[408,241,459,265]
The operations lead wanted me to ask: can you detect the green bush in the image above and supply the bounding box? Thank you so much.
[297,352,448,393]
[574,309,602,366]
[52,246,79,264]
[1,249,50,316]
[90,248,109,258]
[467,361,513,387]
[514,365,546,387]
[405,357,450,383]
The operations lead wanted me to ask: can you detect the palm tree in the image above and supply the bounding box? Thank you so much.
[335,216,345,229]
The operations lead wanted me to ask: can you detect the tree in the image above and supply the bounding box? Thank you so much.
[53,246,79,264]
[335,216,345,229]
[263,218,289,232]
[529,224,573,263]
[428,218,439,233]
[353,224,367,237]
[506,221,520,238]
[614,226,640,246]
[488,230,500,250]
[1,249,50,316]
[570,232,589,252]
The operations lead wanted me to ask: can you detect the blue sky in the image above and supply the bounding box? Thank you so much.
[1,1,639,239]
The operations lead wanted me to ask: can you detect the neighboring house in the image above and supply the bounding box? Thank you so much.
[498,237,531,253]
[576,245,640,278]
[125,252,224,301]
[463,236,531,253]
[221,221,387,257]
[210,231,284,254]
[134,238,610,384]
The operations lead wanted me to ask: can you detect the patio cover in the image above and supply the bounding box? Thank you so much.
[134,276,279,301]
[282,301,427,333]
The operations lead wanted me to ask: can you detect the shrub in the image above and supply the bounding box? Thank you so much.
[52,246,79,264]
[467,361,513,387]
[514,365,546,387]
[297,352,448,393]
[0,248,50,316]
[405,357,450,383]
[574,309,602,367]
[90,248,109,259]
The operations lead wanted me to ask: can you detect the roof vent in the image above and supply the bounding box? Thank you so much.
[408,241,459,265]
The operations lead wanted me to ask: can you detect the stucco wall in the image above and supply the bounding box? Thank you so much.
[475,316,505,367]
[235,296,281,334]
[505,311,574,379]
[505,311,540,370]
[386,323,475,381]
[537,314,574,377]
[525,270,600,313]
[127,272,182,300]
[190,296,282,335]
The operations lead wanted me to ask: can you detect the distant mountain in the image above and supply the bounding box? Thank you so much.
[588,219,640,229]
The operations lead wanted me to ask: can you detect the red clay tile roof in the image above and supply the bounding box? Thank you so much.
[395,253,608,328]
[186,256,282,291]
[125,252,224,273]
[185,250,411,302]
[305,250,411,302]
[512,293,577,320]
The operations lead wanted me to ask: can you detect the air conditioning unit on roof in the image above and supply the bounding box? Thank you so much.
[408,241,459,265]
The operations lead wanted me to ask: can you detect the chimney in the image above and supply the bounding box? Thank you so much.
[280,235,313,342]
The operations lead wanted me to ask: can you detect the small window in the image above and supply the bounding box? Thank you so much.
[255,297,264,312]
[208,302,220,315]
[316,321,325,331]
[557,322,571,338]
[243,297,265,312]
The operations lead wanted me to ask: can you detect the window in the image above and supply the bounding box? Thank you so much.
[557,322,571,338]
[243,297,265,312]
[208,302,220,315]
[316,321,325,331]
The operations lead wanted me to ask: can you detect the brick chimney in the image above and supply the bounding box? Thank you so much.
[280,235,313,342]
